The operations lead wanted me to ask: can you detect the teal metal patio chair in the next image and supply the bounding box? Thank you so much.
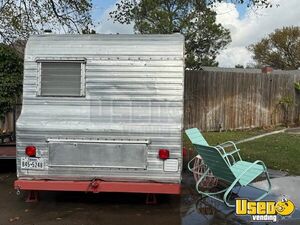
[185,128,271,207]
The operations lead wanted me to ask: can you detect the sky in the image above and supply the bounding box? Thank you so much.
[92,0,300,68]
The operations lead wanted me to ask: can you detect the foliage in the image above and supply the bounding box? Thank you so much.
[109,0,231,69]
[207,0,273,8]
[235,64,244,68]
[248,26,300,70]
[0,44,23,120]
[278,95,294,126]
[295,81,300,92]
[278,96,294,106]
[0,0,93,44]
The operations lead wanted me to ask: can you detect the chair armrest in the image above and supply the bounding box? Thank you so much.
[217,141,242,162]
[217,141,238,150]
[215,145,226,155]
[224,149,240,156]
[214,145,232,166]
[235,160,268,180]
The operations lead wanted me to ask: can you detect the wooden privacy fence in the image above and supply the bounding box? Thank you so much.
[184,70,300,131]
[2,72,300,133]
[0,105,22,140]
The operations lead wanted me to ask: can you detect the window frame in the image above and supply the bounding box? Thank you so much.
[36,58,86,97]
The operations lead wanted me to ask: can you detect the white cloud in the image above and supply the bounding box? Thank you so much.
[94,1,134,34]
[213,0,300,67]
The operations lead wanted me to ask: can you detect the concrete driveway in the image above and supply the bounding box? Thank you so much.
[1,160,300,225]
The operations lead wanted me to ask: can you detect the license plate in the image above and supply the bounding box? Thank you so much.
[21,157,45,170]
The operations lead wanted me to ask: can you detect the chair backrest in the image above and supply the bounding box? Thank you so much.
[185,128,209,146]
[193,144,236,183]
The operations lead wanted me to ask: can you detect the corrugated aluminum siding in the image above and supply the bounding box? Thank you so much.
[17,34,184,183]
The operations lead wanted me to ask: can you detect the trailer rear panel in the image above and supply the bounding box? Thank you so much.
[16,34,184,187]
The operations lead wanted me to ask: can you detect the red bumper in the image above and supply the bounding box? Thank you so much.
[14,179,181,194]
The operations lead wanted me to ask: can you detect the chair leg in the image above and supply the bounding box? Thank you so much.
[253,169,272,201]
[224,169,272,207]
[196,169,229,204]
[195,168,210,192]
[223,179,240,207]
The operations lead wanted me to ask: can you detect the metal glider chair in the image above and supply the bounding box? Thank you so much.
[185,128,271,207]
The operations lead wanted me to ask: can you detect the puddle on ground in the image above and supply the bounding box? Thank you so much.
[1,160,300,225]
[181,176,300,225]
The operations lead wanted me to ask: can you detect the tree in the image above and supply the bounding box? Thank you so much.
[248,26,300,70]
[235,64,244,68]
[0,0,93,44]
[207,0,273,7]
[110,0,231,69]
[0,44,23,121]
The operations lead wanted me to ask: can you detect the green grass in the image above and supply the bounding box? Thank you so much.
[183,129,300,175]
[238,133,300,175]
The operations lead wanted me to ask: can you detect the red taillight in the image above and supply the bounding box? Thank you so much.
[158,149,169,160]
[25,146,36,157]
[182,147,187,157]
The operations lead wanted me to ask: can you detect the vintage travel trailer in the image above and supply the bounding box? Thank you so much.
[14,34,184,196]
